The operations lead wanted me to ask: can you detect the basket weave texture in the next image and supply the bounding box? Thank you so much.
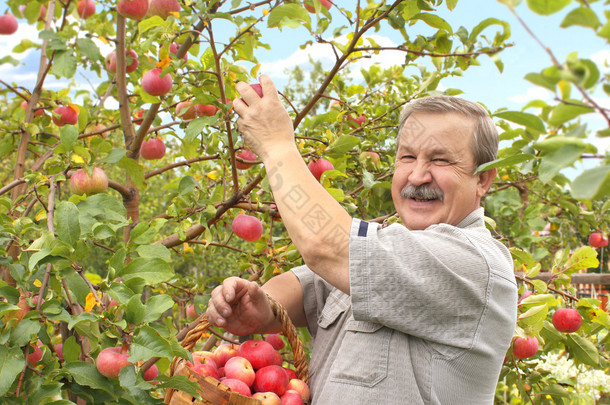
[164,295,309,405]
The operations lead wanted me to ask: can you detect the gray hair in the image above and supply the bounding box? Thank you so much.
[398,95,499,167]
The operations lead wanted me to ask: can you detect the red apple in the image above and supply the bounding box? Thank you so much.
[20,100,45,117]
[77,0,96,19]
[27,340,43,365]
[235,149,258,170]
[96,347,132,379]
[192,361,220,379]
[195,103,218,116]
[552,308,582,333]
[282,367,298,381]
[117,0,149,20]
[148,0,180,19]
[304,0,332,13]
[518,290,533,306]
[589,232,608,248]
[140,137,166,160]
[176,101,197,120]
[286,379,309,403]
[52,105,79,126]
[358,150,380,168]
[186,303,198,320]
[213,344,238,368]
[307,158,334,181]
[160,42,188,62]
[265,334,285,351]
[143,363,159,381]
[512,336,538,360]
[133,109,145,123]
[254,365,289,397]
[280,390,304,405]
[69,167,109,195]
[0,13,19,35]
[221,378,251,396]
[192,351,217,366]
[142,68,173,96]
[224,356,255,387]
[231,214,263,242]
[56,343,64,361]
[238,340,280,370]
[252,392,281,404]
[346,113,366,128]
[105,50,139,73]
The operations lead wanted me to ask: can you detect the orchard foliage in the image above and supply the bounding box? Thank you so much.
[0,0,608,403]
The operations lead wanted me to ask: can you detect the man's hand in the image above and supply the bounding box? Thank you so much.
[233,75,296,162]
[206,277,276,336]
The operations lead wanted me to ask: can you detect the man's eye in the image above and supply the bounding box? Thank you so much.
[432,158,450,164]
[401,155,415,160]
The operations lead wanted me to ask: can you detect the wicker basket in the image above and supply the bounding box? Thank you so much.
[164,295,309,404]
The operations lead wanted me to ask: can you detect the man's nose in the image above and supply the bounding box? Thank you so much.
[408,160,432,185]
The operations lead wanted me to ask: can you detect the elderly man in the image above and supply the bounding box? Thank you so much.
[206,75,517,404]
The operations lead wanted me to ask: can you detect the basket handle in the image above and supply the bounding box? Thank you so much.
[171,294,309,384]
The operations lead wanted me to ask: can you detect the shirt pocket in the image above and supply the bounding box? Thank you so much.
[317,289,350,329]
[329,318,392,387]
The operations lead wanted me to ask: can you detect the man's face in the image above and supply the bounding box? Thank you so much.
[391,112,491,230]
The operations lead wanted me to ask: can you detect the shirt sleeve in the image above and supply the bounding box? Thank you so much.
[349,218,491,349]
[291,265,334,339]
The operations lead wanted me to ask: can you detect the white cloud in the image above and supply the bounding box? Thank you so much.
[259,34,407,82]
[0,23,40,61]
[508,86,553,104]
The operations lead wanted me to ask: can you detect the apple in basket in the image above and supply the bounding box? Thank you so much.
[224,356,255,387]
[252,391,281,404]
[238,339,282,370]
[213,343,238,367]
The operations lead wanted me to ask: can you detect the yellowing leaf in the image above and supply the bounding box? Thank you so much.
[183,243,194,254]
[85,292,97,312]
[156,57,171,69]
[68,104,80,114]
[35,209,47,222]
[33,279,42,287]
[207,170,219,180]
[169,11,180,18]
[98,36,108,45]
[263,8,269,16]
[71,153,85,165]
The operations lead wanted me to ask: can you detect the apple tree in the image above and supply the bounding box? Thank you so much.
[0,0,607,403]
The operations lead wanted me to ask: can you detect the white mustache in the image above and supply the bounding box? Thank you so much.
[400,184,444,201]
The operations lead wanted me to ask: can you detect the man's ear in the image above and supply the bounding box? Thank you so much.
[476,167,497,198]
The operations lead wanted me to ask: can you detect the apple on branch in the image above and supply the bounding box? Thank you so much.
[148,0,180,19]
[307,158,334,182]
[76,0,96,19]
[20,100,45,117]
[512,336,538,360]
[0,13,19,35]
[552,308,582,333]
[232,214,263,242]
[117,0,149,20]
[105,50,139,73]
[589,232,608,248]
[235,149,258,170]
[142,68,173,97]
[96,346,132,379]
[69,167,109,195]
[52,105,79,127]
[140,137,166,160]
[304,0,332,13]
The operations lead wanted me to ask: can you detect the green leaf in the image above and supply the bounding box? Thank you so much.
[548,102,594,127]
[267,4,311,30]
[138,15,166,34]
[526,0,571,16]
[326,135,360,157]
[560,7,600,29]
[76,38,102,61]
[125,294,146,325]
[67,312,99,330]
[59,125,79,152]
[571,164,610,200]
[518,304,548,326]
[494,111,545,132]
[538,144,585,183]
[0,345,25,396]
[412,13,453,34]
[469,18,510,42]
[100,148,127,164]
[565,334,599,366]
[55,201,81,245]
[130,218,168,245]
[10,319,41,346]
[475,153,535,173]
[51,50,77,79]
[118,157,145,190]
[524,72,558,91]
[118,257,174,285]
[532,136,590,153]
[136,244,172,263]
[157,375,202,400]
[129,325,174,363]
[64,361,117,397]
[143,294,175,323]
[178,175,199,196]
[63,336,81,363]
[185,116,215,143]
[564,246,599,273]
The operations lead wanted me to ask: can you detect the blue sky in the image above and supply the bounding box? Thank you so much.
[1,0,608,153]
